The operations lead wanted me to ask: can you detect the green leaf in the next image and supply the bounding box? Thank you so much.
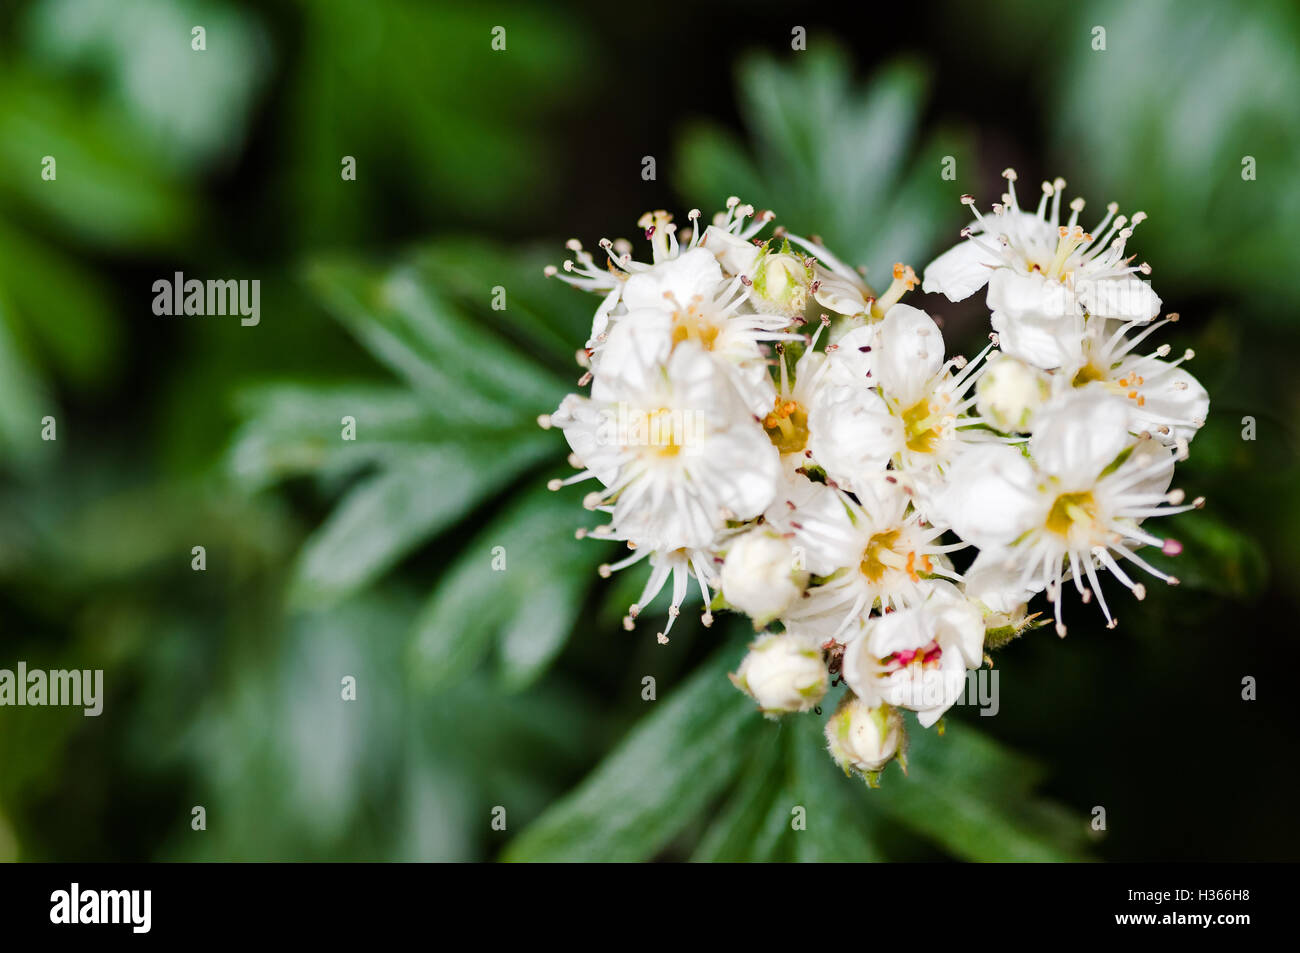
[305,258,565,421]
[0,220,118,390]
[0,292,48,472]
[409,241,594,370]
[496,573,589,691]
[691,729,786,862]
[228,382,455,491]
[503,644,759,862]
[869,720,1092,862]
[1043,0,1300,306]
[22,0,270,175]
[677,46,973,281]
[0,72,194,249]
[281,0,588,241]
[290,437,553,605]
[410,483,610,691]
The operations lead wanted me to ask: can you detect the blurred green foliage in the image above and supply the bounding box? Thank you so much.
[0,0,1296,862]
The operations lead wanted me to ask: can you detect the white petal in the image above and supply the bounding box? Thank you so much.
[1121,357,1209,444]
[701,225,762,277]
[622,247,723,312]
[812,270,870,316]
[1030,389,1134,486]
[987,268,1076,322]
[866,606,930,657]
[591,309,673,398]
[929,443,1043,547]
[763,467,859,576]
[823,324,881,387]
[551,393,622,485]
[807,385,897,489]
[931,596,985,668]
[1077,275,1161,323]
[963,548,1043,613]
[875,304,944,405]
[921,239,997,302]
[587,286,624,347]
[706,423,782,521]
[991,307,1086,371]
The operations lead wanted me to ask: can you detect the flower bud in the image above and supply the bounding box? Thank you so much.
[976,354,1049,433]
[824,695,903,779]
[729,632,828,716]
[720,529,807,626]
[750,241,813,317]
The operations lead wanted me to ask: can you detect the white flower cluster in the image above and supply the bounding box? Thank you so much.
[541,174,1208,782]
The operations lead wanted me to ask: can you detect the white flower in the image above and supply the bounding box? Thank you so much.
[592,249,799,416]
[756,321,894,489]
[940,389,1203,634]
[720,529,808,626]
[805,378,896,492]
[547,341,780,552]
[547,200,775,348]
[976,353,1050,433]
[619,243,729,314]
[813,304,995,495]
[923,171,1162,369]
[759,463,858,577]
[1055,313,1209,445]
[926,442,1042,549]
[544,182,1211,772]
[825,695,903,778]
[729,632,828,715]
[986,268,1087,370]
[841,581,984,727]
[782,474,963,639]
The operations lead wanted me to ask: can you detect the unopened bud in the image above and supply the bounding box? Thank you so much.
[729,632,828,716]
[976,354,1049,433]
[825,695,903,779]
[720,530,807,626]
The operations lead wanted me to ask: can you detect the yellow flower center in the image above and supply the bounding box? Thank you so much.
[646,407,684,457]
[1045,490,1098,539]
[670,309,721,350]
[1071,363,1106,386]
[901,399,942,454]
[863,527,904,579]
[763,398,810,454]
